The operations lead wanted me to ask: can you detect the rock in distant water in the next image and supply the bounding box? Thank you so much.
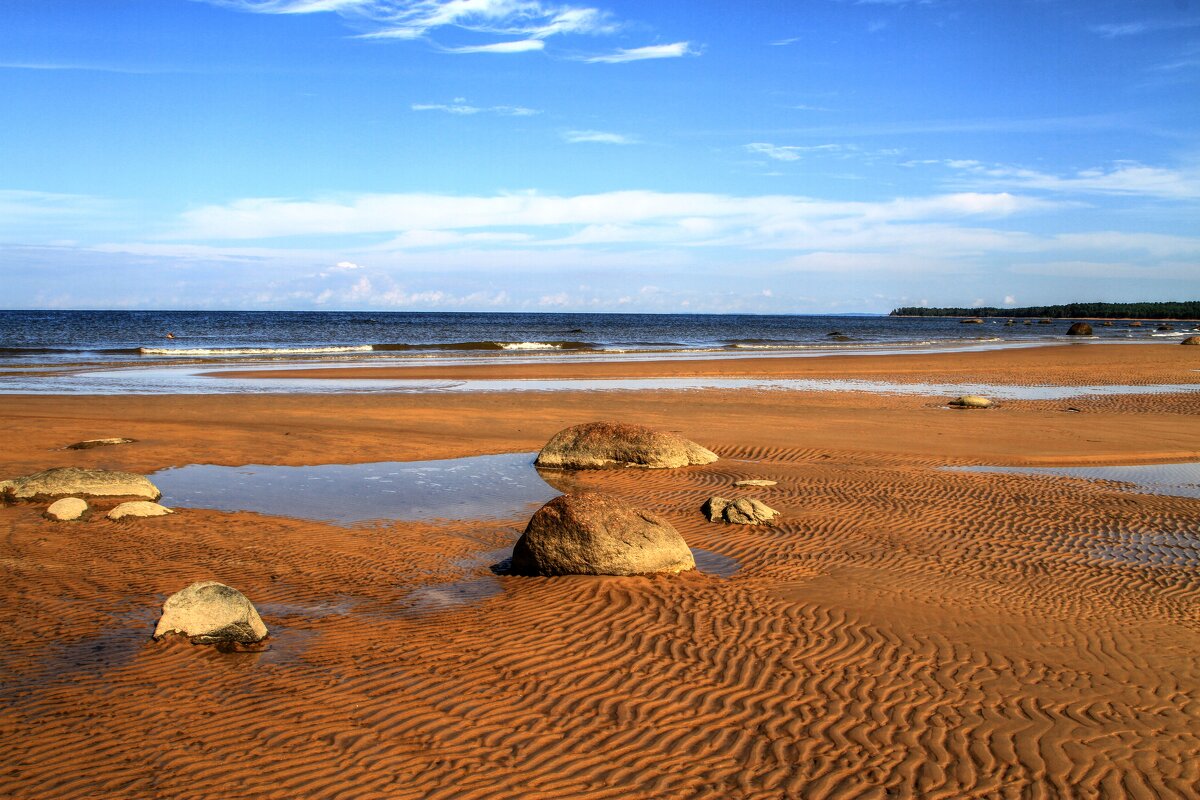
[703,496,779,525]
[1066,322,1093,336]
[535,421,718,470]
[949,395,994,409]
[66,437,136,450]
[511,492,695,576]
[0,467,160,502]
[960,318,984,324]
[1182,336,1200,346]
[44,497,89,521]
[735,479,777,487]
[1102,321,1114,327]
[1158,324,1174,331]
[108,501,173,520]
[153,581,268,644]
[1129,321,1143,327]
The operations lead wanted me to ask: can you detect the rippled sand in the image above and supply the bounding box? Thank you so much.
[1,344,1198,799]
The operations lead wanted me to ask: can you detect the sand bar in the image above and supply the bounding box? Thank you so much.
[1,344,1198,799]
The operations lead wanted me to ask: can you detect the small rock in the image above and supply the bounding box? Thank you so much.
[703,496,779,526]
[511,492,695,576]
[734,479,777,487]
[44,497,88,521]
[1182,336,1200,346]
[153,581,268,644]
[1158,324,1174,331]
[0,467,160,502]
[960,318,984,324]
[1102,321,1114,327]
[108,501,173,520]
[535,421,718,470]
[1066,322,1093,336]
[1129,321,1143,327]
[66,437,136,450]
[949,395,994,409]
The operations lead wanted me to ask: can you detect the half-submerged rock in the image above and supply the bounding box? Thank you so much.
[66,437,136,450]
[511,492,695,576]
[44,497,89,521]
[153,581,268,644]
[1182,336,1200,346]
[1066,322,1093,336]
[703,496,779,526]
[0,467,160,502]
[949,395,994,409]
[535,421,718,470]
[108,501,173,520]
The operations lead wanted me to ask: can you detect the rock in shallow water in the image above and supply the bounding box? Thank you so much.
[1066,322,1093,336]
[108,501,173,520]
[0,467,160,502]
[511,492,696,576]
[153,581,268,644]
[535,421,718,470]
[44,497,89,521]
[703,496,779,525]
[1182,336,1200,346]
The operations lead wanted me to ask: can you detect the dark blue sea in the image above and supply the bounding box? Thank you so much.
[0,310,1183,371]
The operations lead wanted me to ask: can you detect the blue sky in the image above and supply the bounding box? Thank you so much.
[1,0,1197,313]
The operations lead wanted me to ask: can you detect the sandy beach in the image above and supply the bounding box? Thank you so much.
[2,343,1199,799]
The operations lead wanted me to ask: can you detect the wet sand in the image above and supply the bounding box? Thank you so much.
[1,344,1199,799]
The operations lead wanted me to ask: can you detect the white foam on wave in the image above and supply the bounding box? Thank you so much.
[498,342,563,350]
[139,345,375,356]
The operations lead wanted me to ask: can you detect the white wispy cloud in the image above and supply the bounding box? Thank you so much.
[0,62,160,74]
[562,130,637,144]
[745,143,845,161]
[1089,18,1200,38]
[582,41,698,63]
[199,0,700,59]
[441,38,545,54]
[935,159,1200,199]
[412,99,539,115]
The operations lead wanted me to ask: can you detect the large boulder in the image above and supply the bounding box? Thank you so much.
[1066,322,1093,336]
[1181,336,1200,346]
[0,467,160,502]
[535,421,718,470]
[44,497,89,522]
[108,501,173,521]
[702,496,779,525]
[511,492,696,576]
[153,581,268,644]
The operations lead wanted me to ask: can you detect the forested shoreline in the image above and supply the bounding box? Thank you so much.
[891,302,1200,320]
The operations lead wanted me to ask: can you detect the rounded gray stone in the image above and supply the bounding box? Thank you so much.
[153,581,268,644]
[44,497,89,521]
[535,421,718,470]
[0,467,160,502]
[512,492,696,577]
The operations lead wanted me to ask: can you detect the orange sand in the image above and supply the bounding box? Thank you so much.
[1,344,1198,799]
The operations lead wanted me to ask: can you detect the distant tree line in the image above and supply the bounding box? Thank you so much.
[891,301,1200,320]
